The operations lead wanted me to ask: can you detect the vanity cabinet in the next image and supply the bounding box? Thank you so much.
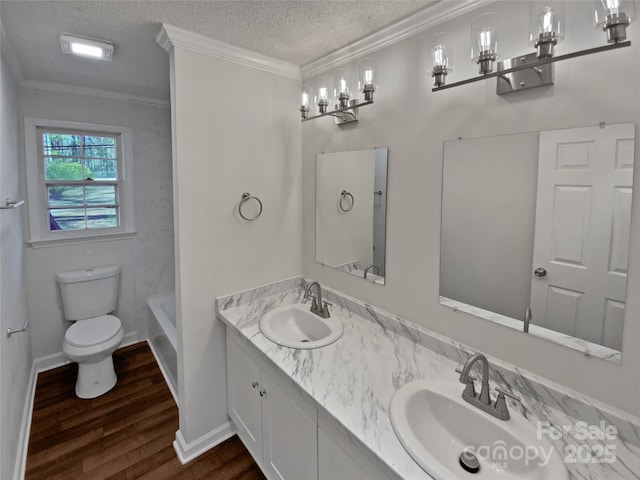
[226,331,396,480]
[227,335,317,480]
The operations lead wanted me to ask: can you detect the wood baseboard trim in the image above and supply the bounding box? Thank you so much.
[173,421,237,464]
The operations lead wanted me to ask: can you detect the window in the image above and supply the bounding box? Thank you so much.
[25,119,135,246]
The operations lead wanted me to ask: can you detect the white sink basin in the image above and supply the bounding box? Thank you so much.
[259,304,343,349]
[390,380,569,480]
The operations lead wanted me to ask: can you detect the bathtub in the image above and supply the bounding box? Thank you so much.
[147,293,178,404]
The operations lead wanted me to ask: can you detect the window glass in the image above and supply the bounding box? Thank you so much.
[40,130,121,233]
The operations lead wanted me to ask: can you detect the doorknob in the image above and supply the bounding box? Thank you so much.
[534,267,547,277]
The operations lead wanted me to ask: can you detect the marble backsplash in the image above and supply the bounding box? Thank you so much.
[218,276,640,479]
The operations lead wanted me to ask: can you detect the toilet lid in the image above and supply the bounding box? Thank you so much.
[65,315,122,347]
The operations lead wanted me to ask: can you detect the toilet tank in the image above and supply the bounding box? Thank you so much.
[56,265,120,321]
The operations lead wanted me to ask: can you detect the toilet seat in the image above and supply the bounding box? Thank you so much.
[65,315,122,347]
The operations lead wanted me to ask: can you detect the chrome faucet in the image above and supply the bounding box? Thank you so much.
[363,264,379,279]
[304,281,330,318]
[456,353,521,421]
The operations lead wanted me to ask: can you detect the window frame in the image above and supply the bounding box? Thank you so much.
[25,118,136,247]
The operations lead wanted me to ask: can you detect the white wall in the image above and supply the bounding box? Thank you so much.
[316,149,374,268]
[170,45,302,445]
[302,0,640,415]
[440,132,538,320]
[0,53,32,479]
[19,88,174,362]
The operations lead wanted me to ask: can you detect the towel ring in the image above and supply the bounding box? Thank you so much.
[239,192,263,221]
[339,190,354,212]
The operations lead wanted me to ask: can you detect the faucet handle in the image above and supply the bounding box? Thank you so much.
[455,367,476,381]
[495,387,521,403]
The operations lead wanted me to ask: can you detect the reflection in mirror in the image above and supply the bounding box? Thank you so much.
[440,124,635,362]
[316,148,388,284]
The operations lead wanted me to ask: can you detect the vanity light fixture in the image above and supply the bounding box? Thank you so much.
[594,0,636,43]
[60,33,113,61]
[301,64,375,125]
[529,3,565,59]
[430,32,452,87]
[471,13,500,74]
[432,3,631,94]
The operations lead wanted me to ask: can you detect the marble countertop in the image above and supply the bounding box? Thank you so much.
[217,277,640,480]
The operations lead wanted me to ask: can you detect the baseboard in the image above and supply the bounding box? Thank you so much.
[173,421,237,464]
[33,351,71,373]
[147,339,178,406]
[13,364,37,480]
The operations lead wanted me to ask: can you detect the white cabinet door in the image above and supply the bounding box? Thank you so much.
[227,337,263,465]
[261,373,318,480]
[319,428,370,480]
[531,123,634,349]
[318,414,394,480]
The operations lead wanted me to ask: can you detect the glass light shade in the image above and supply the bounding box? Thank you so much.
[315,77,330,114]
[528,3,565,47]
[429,32,452,88]
[333,68,351,97]
[594,0,636,24]
[594,0,635,42]
[299,84,311,119]
[471,13,499,61]
[358,58,377,102]
[430,32,453,72]
[300,85,311,109]
[358,58,377,91]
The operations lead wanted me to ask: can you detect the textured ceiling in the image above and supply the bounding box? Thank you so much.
[0,0,433,100]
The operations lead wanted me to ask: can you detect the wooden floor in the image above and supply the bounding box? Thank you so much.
[25,342,265,480]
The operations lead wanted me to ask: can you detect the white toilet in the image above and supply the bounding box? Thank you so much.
[56,265,124,399]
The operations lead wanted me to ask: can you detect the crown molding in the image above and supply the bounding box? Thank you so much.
[1,23,25,82]
[301,0,494,79]
[20,80,170,107]
[156,23,301,81]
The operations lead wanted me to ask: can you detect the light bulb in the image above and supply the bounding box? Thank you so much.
[432,45,446,67]
[604,0,621,15]
[479,28,494,52]
[540,7,556,33]
[429,32,451,87]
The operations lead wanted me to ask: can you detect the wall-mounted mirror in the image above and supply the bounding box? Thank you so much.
[316,148,388,284]
[440,123,635,363]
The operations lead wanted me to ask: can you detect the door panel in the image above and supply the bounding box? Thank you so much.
[262,374,317,480]
[531,124,634,350]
